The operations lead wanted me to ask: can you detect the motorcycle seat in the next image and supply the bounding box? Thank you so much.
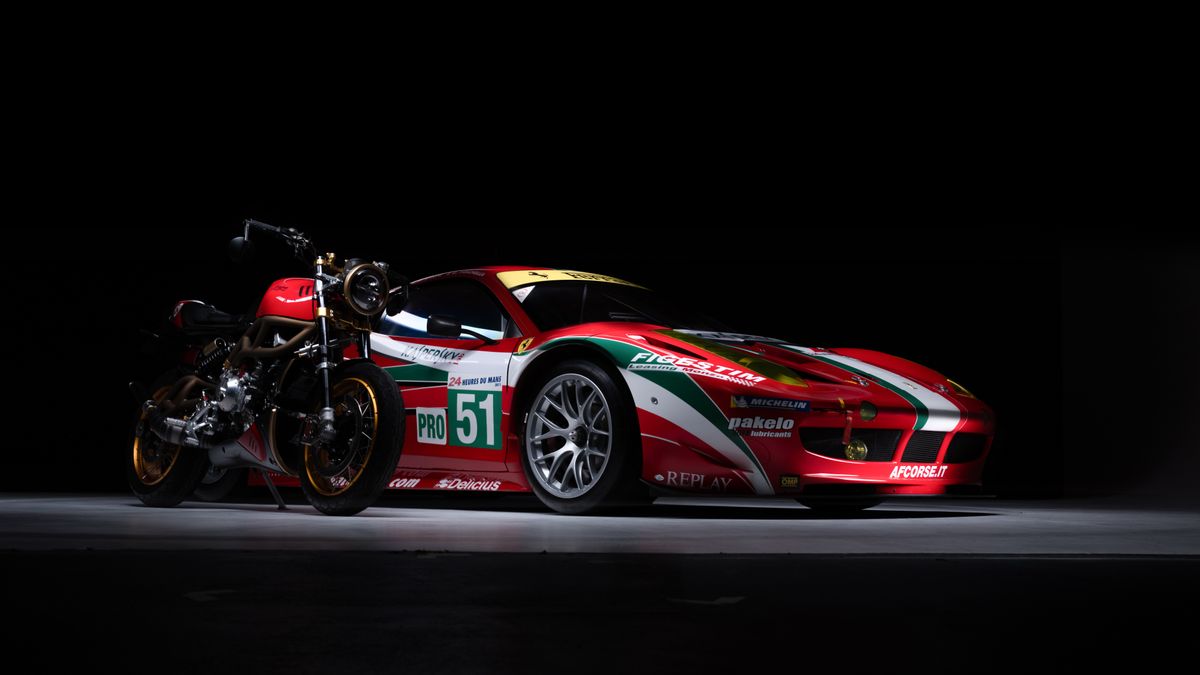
[178,302,248,335]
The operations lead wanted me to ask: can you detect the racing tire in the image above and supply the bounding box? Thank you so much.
[128,371,209,508]
[192,466,245,502]
[299,361,405,516]
[797,498,884,513]
[520,359,643,515]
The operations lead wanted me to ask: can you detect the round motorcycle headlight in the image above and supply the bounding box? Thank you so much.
[343,263,390,316]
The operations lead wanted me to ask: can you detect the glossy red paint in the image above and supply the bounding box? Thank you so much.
[256,277,316,320]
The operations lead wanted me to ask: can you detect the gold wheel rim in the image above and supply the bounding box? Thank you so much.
[304,377,379,497]
[132,386,181,486]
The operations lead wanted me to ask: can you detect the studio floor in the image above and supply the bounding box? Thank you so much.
[3,493,1197,673]
[2,493,1199,555]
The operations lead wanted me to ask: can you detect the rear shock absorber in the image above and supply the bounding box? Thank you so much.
[194,339,233,376]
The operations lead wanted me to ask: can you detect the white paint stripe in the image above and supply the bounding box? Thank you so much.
[621,370,774,495]
[788,347,962,432]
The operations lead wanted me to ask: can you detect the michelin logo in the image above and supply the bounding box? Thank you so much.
[731,395,809,412]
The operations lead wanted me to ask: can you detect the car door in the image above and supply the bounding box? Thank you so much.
[369,278,521,472]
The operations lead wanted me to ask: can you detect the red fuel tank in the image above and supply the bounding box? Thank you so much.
[256,277,316,320]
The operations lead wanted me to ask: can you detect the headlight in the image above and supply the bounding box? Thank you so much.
[343,263,390,316]
[859,401,877,421]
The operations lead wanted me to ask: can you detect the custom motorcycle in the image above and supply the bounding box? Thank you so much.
[129,220,408,516]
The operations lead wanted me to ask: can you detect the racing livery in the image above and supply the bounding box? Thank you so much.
[255,266,995,513]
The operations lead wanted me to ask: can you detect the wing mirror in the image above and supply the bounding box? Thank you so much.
[426,314,462,338]
[426,314,498,345]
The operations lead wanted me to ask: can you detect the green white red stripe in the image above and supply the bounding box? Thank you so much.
[782,346,962,432]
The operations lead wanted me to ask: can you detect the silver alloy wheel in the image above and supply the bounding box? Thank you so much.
[525,373,613,499]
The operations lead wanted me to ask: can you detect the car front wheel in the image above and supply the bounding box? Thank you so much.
[521,360,641,514]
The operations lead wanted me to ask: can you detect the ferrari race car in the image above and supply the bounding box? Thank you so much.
[257,267,995,513]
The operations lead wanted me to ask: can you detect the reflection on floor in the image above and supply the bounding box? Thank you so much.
[2,493,1198,555]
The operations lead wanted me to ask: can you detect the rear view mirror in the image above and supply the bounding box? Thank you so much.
[228,236,256,263]
[426,314,462,338]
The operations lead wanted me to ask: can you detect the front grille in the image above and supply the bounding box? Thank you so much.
[901,431,946,463]
[944,433,989,463]
[800,428,902,462]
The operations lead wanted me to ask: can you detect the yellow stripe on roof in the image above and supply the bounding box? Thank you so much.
[496,269,641,289]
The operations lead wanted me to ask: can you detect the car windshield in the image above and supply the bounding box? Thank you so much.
[515,281,730,332]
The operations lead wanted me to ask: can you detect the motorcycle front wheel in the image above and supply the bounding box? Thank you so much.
[299,361,405,516]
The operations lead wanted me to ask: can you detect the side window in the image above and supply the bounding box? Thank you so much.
[380,280,513,339]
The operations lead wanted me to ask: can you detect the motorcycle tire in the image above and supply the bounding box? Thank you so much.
[299,361,405,516]
[127,372,209,507]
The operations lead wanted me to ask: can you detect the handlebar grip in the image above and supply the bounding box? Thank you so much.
[244,218,286,234]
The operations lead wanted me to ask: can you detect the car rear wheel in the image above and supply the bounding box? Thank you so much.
[521,360,641,515]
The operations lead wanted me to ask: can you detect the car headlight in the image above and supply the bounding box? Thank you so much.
[859,401,877,421]
[343,263,390,316]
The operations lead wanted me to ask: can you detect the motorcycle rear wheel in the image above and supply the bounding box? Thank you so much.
[128,374,209,507]
[299,362,405,516]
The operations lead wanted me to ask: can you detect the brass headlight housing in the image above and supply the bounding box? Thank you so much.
[343,263,390,316]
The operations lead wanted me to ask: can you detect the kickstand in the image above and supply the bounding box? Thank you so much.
[260,470,288,510]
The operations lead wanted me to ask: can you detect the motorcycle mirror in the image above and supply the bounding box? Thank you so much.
[386,278,410,316]
[228,236,256,263]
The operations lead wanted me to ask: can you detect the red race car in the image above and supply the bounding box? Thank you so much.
[251,266,995,513]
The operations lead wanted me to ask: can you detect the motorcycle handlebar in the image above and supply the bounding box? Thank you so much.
[242,219,315,262]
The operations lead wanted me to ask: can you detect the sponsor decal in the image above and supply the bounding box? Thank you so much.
[516,338,534,354]
[435,477,502,491]
[889,465,949,479]
[496,269,640,288]
[728,416,795,438]
[382,342,466,366]
[448,375,502,387]
[934,383,951,395]
[512,287,534,303]
[780,475,800,488]
[388,478,421,489]
[731,395,810,412]
[674,330,783,344]
[655,471,733,491]
[416,407,447,445]
[629,352,766,386]
[448,390,502,449]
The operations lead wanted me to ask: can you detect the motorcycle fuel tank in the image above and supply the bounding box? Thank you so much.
[256,277,316,320]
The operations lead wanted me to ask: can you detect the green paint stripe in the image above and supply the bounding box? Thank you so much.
[781,346,928,430]
[384,363,449,384]
[584,337,769,479]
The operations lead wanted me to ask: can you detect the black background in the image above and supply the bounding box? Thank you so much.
[5,82,1197,501]
[9,186,1198,500]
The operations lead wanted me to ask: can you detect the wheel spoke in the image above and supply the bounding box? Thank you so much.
[579,388,597,422]
[534,411,568,432]
[526,373,614,498]
[534,446,571,465]
[546,448,572,482]
[532,427,567,442]
[573,451,586,488]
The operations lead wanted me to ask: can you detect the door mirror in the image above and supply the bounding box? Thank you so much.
[228,236,256,263]
[426,314,462,338]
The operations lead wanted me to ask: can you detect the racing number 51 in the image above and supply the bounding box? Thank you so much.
[449,390,502,449]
